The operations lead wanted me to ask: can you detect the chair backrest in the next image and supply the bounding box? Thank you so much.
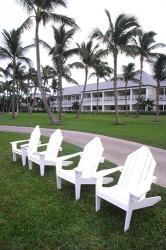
[28,125,41,153]
[77,137,104,177]
[118,146,156,192]
[45,129,63,158]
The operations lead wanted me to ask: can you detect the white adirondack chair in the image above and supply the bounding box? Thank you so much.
[56,137,113,200]
[10,125,41,166]
[95,146,161,232]
[28,129,67,176]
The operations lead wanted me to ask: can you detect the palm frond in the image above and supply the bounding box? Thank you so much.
[68,62,85,69]
[49,13,78,28]
[104,9,114,31]
[16,0,35,13]
[90,28,104,41]
[18,56,32,67]
[39,40,52,51]
[18,17,33,33]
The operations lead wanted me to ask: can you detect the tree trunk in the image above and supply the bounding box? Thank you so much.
[96,77,99,113]
[58,60,63,124]
[155,80,160,121]
[113,53,121,124]
[136,56,143,117]
[16,81,19,114]
[77,67,88,118]
[11,58,16,119]
[35,20,59,125]
[125,80,128,116]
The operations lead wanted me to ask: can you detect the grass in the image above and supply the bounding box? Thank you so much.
[0,132,166,250]
[0,113,166,149]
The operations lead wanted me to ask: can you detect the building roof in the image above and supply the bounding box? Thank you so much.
[62,71,165,96]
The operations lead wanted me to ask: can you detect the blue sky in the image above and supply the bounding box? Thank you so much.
[0,0,166,86]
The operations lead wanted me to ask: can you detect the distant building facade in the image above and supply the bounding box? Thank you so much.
[50,71,166,112]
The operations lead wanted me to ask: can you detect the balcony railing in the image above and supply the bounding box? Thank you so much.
[132,95,146,100]
[159,95,166,100]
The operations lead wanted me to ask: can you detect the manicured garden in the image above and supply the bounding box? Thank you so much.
[0,113,166,149]
[0,132,165,250]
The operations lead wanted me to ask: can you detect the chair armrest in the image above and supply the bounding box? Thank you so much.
[20,144,29,148]
[38,151,47,156]
[58,152,82,162]
[93,166,123,178]
[37,143,48,147]
[10,139,29,145]
[129,186,150,199]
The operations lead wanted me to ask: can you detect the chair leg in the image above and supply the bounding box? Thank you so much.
[22,154,26,166]
[124,209,132,232]
[28,160,33,170]
[40,163,45,176]
[13,153,16,162]
[75,182,81,200]
[57,176,62,189]
[96,195,101,212]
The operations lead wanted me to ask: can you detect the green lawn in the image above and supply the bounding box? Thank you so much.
[0,132,166,250]
[0,113,166,149]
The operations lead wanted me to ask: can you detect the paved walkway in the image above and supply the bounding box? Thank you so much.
[0,125,165,188]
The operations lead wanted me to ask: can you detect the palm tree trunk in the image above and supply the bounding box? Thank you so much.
[16,81,19,114]
[35,20,59,125]
[96,77,99,113]
[58,63,63,124]
[113,53,121,124]
[77,67,88,118]
[136,56,143,117]
[11,58,16,119]
[9,93,12,113]
[125,80,128,116]
[155,80,160,121]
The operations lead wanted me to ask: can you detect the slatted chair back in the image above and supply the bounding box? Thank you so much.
[118,146,156,192]
[45,129,63,158]
[77,137,104,177]
[28,125,41,153]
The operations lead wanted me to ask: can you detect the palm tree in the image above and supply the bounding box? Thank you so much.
[11,62,27,113]
[41,24,78,123]
[91,10,139,124]
[119,63,139,115]
[26,67,38,112]
[149,54,166,121]
[41,65,52,89]
[89,60,113,113]
[70,40,106,117]
[0,28,32,118]
[129,30,166,116]
[16,0,77,124]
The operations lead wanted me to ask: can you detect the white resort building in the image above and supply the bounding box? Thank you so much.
[50,71,166,112]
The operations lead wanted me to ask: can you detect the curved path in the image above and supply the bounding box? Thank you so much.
[0,125,165,188]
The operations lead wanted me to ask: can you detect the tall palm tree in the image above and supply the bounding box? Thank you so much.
[89,61,113,113]
[129,30,166,116]
[16,0,77,124]
[119,63,139,115]
[41,24,78,122]
[149,54,166,121]
[91,10,139,124]
[0,28,32,118]
[70,40,106,117]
